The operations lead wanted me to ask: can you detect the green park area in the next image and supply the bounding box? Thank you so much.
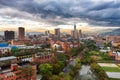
[102,66,120,72]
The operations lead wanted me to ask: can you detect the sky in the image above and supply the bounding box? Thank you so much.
[0,0,120,33]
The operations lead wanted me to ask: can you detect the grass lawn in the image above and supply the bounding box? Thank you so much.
[102,66,120,72]
[109,78,120,80]
[97,60,112,63]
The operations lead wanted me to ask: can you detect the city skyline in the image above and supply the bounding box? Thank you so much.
[0,1,120,80]
[0,0,120,33]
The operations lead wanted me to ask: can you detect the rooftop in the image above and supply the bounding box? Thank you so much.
[0,61,35,74]
[35,52,53,57]
[0,56,16,62]
[0,43,9,47]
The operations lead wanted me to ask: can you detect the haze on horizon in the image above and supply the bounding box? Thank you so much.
[0,0,120,33]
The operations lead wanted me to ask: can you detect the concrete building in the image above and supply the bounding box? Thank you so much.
[71,30,75,38]
[18,27,25,40]
[71,24,80,39]
[4,31,15,41]
[32,52,55,64]
[79,30,82,38]
[0,43,11,54]
[106,36,120,42]
[0,62,37,80]
[45,30,50,36]
[10,40,31,46]
[55,28,60,39]
[109,51,120,61]
[0,56,17,64]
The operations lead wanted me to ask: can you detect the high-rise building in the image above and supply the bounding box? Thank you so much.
[79,30,82,38]
[55,28,60,38]
[74,24,76,31]
[71,30,74,38]
[74,30,79,39]
[45,30,50,36]
[71,24,78,39]
[4,30,15,41]
[18,27,25,40]
[71,24,82,39]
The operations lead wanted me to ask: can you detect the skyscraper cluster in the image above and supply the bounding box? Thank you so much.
[45,30,50,36]
[71,24,82,39]
[4,27,25,41]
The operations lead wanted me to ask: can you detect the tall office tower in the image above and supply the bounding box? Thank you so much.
[74,30,79,39]
[4,30,15,41]
[79,30,82,38]
[18,27,25,40]
[45,30,50,36]
[55,28,60,38]
[74,24,76,31]
[72,24,79,39]
[71,30,74,38]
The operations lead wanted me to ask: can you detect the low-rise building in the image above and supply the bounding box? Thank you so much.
[0,62,37,80]
[32,52,55,64]
[10,40,31,46]
[0,43,11,54]
[109,51,120,61]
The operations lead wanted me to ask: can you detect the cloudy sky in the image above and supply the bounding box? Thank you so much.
[0,0,120,33]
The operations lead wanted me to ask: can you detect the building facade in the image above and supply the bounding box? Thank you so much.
[55,28,60,39]
[109,51,120,61]
[0,62,37,80]
[0,43,11,54]
[71,24,81,39]
[32,52,55,64]
[4,31,15,41]
[18,27,25,40]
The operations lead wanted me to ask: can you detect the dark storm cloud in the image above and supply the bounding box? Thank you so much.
[0,0,120,26]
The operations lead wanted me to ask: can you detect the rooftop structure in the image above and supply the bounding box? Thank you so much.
[0,43,9,47]
[0,62,37,80]
[32,52,55,64]
[0,56,16,62]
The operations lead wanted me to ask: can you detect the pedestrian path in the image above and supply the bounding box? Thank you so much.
[78,65,99,80]
[106,72,120,79]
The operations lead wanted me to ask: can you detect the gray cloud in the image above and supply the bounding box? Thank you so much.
[0,0,120,26]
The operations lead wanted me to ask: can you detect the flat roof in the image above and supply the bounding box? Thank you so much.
[0,43,9,47]
[0,56,17,61]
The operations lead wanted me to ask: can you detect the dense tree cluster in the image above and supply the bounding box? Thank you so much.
[39,58,81,80]
[91,63,108,80]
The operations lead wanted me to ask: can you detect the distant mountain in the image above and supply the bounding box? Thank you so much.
[101,28,120,36]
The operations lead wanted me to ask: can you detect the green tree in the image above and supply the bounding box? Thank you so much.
[84,39,98,51]
[91,63,108,80]
[51,75,60,80]
[104,42,112,48]
[52,63,61,74]
[52,61,65,75]
[39,63,53,80]
[75,58,81,69]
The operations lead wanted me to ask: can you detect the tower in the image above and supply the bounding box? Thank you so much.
[73,24,79,39]
[79,30,82,38]
[18,27,25,40]
[55,28,60,39]
[4,30,15,41]
[74,24,76,31]
[45,30,50,36]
